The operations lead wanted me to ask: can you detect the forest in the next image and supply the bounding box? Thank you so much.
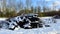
[0,0,60,18]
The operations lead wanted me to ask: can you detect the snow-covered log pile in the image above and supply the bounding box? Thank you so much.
[0,15,60,34]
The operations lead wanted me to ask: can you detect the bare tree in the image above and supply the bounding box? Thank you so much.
[25,0,32,14]
[52,2,57,11]
[39,0,48,12]
[26,0,32,9]
[8,0,16,11]
[0,0,6,12]
[17,0,23,10]
[36,0,41,13]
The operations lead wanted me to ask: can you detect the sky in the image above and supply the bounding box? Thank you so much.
[16,0,60,9]
[0,0,60,10]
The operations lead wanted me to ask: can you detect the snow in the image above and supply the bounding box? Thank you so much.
[0,17,60,34]
[0,18,7,21]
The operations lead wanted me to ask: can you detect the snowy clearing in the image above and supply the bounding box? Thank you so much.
[0,17,60,34]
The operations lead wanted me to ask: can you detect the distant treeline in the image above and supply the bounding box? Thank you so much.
[38,11,60,17]
[0,8,60,18]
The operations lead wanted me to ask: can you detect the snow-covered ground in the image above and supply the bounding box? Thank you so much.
[0,17,60,34]
[0,18,7,21]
